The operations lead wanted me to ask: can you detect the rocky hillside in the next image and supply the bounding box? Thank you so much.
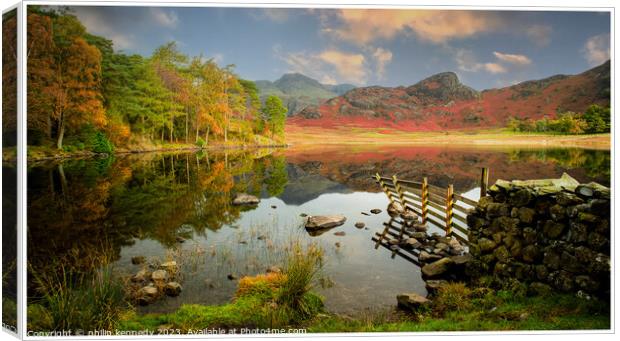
[256,73,355,116]
[289,61,610,131]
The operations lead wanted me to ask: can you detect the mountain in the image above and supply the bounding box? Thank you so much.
[288,61,610,131]
[255,73,356,116]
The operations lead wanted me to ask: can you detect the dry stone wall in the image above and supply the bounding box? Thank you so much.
[465,173,610,297]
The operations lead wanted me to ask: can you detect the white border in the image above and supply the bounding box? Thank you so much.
[0,1,617,340]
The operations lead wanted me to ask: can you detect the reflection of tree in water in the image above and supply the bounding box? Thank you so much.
[507,148,610,185]
[27,151,288,281]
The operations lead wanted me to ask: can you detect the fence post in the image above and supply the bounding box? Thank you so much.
[480,167,489,198]
[445,184,454,236]
[421,177,428,224]
[392,175,406,205]
[376,173,395,204]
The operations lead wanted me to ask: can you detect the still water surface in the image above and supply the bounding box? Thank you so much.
[25,145,610,314]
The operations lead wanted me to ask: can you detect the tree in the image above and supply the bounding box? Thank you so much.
[261,96,287,139]
[582,104,610,133]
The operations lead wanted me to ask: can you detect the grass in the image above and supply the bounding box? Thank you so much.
[307,285,610,332]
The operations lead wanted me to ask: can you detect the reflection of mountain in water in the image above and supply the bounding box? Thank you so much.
[277,163,352,205]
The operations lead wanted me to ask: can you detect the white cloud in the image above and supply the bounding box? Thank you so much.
[455,49,507,74]
[275,46,368,85]
[493,51,532,65]
[149,8,178,28]
[583,33,610,66]
[372,47,393,79]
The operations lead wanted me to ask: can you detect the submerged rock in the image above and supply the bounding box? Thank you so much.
[370,209,382,214]
[131,256,146,265]
[232,193,260,206]
[334,231,346,236]
[355,222,366,229]
[305,215,347,230]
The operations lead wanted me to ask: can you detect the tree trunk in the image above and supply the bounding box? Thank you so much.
[56,116,65,150]
[205,126,210,145]
[185,113,189,143]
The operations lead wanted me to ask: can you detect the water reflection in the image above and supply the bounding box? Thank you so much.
[25,145,610,314]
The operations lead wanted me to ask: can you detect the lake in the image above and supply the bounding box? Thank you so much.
[24,145,610,315]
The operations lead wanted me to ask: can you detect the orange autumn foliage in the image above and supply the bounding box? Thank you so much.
[235,272,286,298]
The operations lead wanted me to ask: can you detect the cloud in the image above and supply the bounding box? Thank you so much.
[149,8,178,28]
[526,24,552,47]
[372,47,393,79]
[275,46,368,84]
[492,51,532,65]
[73,8,135,50]
[455,49,507,74]
[583,33,610,66]
[325,9,502,45]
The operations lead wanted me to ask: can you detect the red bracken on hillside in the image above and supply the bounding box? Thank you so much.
[287,60,610,131]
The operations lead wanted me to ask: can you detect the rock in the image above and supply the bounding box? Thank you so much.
[549,204,566,221]
[404,238,421,248]
[387,202,404,216]
[151,270,169,282]
[175,236,186,243]
[412,223,428,232]
[164,282,182,297]
[361,212,371,216]
[397,293,430,311]
[508,189,533,207]
[370,209,382,214]
[266,266,282,274]
[517,207,536,224]
[271,205,277,209]
[137,286,159,305]
[493,246,511,262]
[528,282,553,296]
[355,222,365,229]
[227,274,237,280]
[542,220,565,239]
[419,251,442,263]
[305,215,347,230]
[232,193,260,205]
[421,257,453,278]
[450,254,473,266]
[131,256,146,265]
[478,238,497,253]
[334,231,346,236]
[390,245,400,251]
[159,261,177,271]
[411,232,428,240]
[522,227,537,244]
[486,203,510,218]
[389,239,400,245]
[257,235,267,240]
[335,242,341,248]
[425,280,448,296]
[522,245,540,263]
[543,250,561,270]
[300,213,308,217]
[435,242,449,251]
[556,192,584,206]
[132,269,149,282]
[400,210,418,221]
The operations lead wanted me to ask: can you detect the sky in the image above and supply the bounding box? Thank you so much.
[59,5,610,90]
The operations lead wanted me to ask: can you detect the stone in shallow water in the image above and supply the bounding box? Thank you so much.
[159,261,177,271]
[151,270,169,282]
[355,222,365,229]
[370,209,382,214]
[131,256,145,265]
[305,215,347,230]
[232,193,260,205]
[421,257,453,278]
[132,269,149,283]
[164,282,182,297]
[334,231,346,236]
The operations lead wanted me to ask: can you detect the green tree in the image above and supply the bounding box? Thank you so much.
[261,96,287,139]
[582,104,610,133]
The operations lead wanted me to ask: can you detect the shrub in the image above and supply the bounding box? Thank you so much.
[431,282,473,317]
[195,137,206,148]
[91,131,115,154]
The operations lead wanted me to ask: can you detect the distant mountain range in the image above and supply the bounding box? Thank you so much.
[287,60,610,131]
[255,73,355,116]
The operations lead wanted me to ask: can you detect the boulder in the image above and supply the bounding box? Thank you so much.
[131,256,146,265]
[370,209,382,214]
[137,285,159,305]
[151,270,169,282]
[478,238,497,253]
[232,193,260,206]
[131,269,149,283]
[419,251,443,263]
[164,282,183,297]
[354,222,365,229]
[421,257,453,278]
[387,202,404,216]
[305,215,347,230]
[425,279,448,296]
[400,210,418,221]
[396,293,430,311]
